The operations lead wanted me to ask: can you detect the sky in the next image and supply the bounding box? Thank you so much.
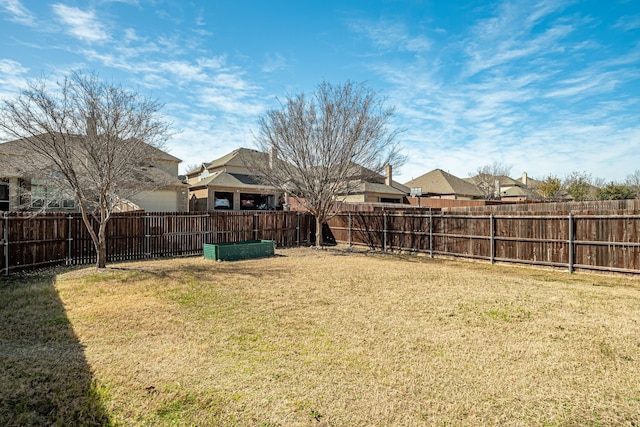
[0,0,639,184]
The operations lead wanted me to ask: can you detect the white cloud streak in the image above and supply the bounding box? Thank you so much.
[52,3,109,42]
[348,19,432,54]
[0,0,34,25]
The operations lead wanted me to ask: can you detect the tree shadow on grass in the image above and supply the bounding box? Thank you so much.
[0,271,111,426]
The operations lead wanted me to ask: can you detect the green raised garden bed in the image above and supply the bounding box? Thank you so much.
[203,240,276,261]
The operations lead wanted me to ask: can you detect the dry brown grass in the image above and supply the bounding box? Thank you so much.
[3,248,640,426]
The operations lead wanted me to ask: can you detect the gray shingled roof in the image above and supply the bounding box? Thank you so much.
[405,169,483,197]
[192,170,274,190]
[362,182,408,196]
[0,135,184,187]
[186,148,270,176]
[205,148,267,170]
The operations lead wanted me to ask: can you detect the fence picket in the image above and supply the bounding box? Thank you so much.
[1,211,313,274]
[3,204,640,275]
[325,209,640,275]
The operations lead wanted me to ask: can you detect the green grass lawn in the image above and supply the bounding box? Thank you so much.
[1,248,640,426]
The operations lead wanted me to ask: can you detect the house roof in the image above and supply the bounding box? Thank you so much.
[466,173,544,189]
[405,169,483,197]
[496,175,525,187]
[207,148,267,170]
[186,147,270,176]
[142,143,181,163]
[1,133,181,161]
[346,162,410,194]
[0,134,184,186]
[500,185,542,200]
[191,170,274,191]
[137,165,188,188]
[357,181,408,196]
[0,145,25,177]
[191,148,409,195]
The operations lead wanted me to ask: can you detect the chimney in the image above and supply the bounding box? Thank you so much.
[385,164,392,187]
[521,171,528,186]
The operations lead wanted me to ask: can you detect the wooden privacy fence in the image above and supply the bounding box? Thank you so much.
[1,211,315,275]
[327,211,640,274]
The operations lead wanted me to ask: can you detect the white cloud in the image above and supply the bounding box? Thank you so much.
[123,28,140,42]
[544,74,611,99]
[0,0,34,26]
[0,58,28,75]
[159,60,208,82]
[197,56,226,70]
[199,87,264,116]
[262,53,287,73]
[613,15,640,32]
[349,19,432,54]
[463,0,573,77]
[52,3,109,43]
[0,58,29,100]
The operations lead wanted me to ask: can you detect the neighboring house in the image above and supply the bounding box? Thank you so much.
[405,169,483,199]
[0,136,188,212]
[187,148,284,211]
[0,146,23,211]
[124,144,189,212]
[341,165,410,204]
[496,172,543,202]
[187,148,409,211]
[463,171,543,202]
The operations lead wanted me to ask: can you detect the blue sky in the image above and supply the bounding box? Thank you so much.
[1,0,639,183]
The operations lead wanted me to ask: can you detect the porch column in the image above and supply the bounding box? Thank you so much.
[207,187,215,211]
[233,190,241,211]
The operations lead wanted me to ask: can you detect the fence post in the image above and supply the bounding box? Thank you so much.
[67,214,73,266]
[348,212,352,248]
[383,211,387,252]
[145,213,151,258]
[568,212,574,274]
[490,214,495,264]
[253,213,259,240]
[429,211,433,258]
[2,213,8,276]
[296,212,300,246]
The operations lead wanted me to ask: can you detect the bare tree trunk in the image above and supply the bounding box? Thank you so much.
[96,237,107,269]
[96,222,108,269]
[77,202,107,269]
[315,215,322,247]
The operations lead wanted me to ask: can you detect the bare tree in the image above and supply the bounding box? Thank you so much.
[469,162,512,200]
[183,163,202,175]
[0,71,170,268]
[254,81,404,247]
[625,170,640,199]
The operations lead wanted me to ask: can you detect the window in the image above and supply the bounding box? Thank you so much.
[30,178,75,210]
[0,180,8,211]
